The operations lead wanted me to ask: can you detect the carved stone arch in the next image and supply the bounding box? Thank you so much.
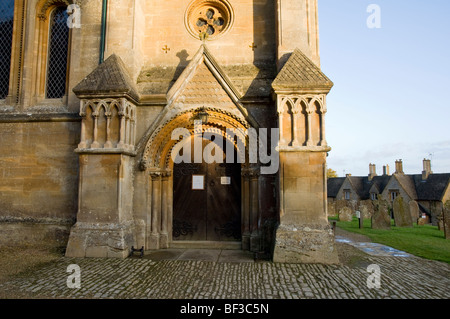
[36,0,77,20]
[279,96,295,114]
[308,95,324,113]
[294,96,309,113]
[158,119,248,170]
[160,122,249,170]
[95,100,109,116]
[81,100,95,115]
[37,0,68,20]
[141,107,251,171]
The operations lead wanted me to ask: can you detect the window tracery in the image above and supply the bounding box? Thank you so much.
[185,0,233,40]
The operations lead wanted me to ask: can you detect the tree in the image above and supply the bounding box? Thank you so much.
[327,168,338,178]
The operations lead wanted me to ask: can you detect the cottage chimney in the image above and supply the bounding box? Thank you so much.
[395,160,404,175]
[383,165,390,176]
[368,163,377,181]
[422,158,433,180]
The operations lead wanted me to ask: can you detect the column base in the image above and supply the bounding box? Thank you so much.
[250,231,262,252]
[242,232,251,250]
[272,223,339,264]
[65,221,135,258]
[147,233,160,250]
[159,232,169,249]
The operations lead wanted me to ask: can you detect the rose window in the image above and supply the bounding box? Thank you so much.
[185,0,234,40]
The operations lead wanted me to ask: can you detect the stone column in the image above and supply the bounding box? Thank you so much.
[249,168,261,252]
[278,97,286,146]
[149,172,161,249]
[159,172,170,248]
[291,108,300,147]
[305,105,313,147]
[91,112,100,148]
[104,111,113,148]
[117,110,126,149]
[241,168,251,250]
[319,101,327,147]
[78,111,87,148]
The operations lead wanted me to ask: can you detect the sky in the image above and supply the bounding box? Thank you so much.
[318,0,450,177]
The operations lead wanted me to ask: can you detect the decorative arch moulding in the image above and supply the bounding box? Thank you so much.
[140,106,252,171]
[36,0,80,20]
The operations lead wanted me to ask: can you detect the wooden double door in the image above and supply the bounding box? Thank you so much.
[172,138,242,242]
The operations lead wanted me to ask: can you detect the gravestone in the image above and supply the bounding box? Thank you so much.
[336,200,348,214]
[409,200,420,223]
[328,200,337,218]
[438,217,444,231]
[338,207,353,222]
[359,200,374,219]
[371,199,391,230]
[444,201,450,240]
[418,214,430,226]
[393,196,413,227]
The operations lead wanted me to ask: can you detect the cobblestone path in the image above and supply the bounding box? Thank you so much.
[0,250,448,300]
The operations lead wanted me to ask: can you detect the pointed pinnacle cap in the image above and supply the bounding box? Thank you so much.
[272,48,334,93]
[73,54,139,101]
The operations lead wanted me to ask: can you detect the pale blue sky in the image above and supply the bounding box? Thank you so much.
[318,0,450,176]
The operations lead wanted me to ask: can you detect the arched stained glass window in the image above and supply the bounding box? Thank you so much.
[46,6,69,99]
[0,0,15,99]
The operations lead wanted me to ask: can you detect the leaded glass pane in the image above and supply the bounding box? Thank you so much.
[46,7,69,99]
[0,0,15,99]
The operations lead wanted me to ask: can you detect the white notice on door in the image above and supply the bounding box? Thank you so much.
[221,176,231,185]
[192,175,204,190]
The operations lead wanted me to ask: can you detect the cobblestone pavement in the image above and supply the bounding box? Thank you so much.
[0,242,448,300]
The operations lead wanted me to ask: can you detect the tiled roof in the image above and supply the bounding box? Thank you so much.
[327,177,346,198]
[394,174,418,200]
[272,48,334,92]
[328,173,450,202]
[414,173,450,201]
[370,175,391,194]
[73,54,139,101]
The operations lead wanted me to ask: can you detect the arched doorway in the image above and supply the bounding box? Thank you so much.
[172,136,242,242]
[140,107,261,251]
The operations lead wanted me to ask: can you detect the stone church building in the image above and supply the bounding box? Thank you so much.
[0,0,338,264]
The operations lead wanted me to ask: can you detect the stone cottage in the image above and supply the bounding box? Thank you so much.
[328,160,450,225]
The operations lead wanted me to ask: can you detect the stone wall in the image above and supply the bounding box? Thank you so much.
[0,120,80,246]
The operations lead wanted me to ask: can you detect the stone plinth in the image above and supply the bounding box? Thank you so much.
[273,151,339,264]
[65,153,136,258]
[273,222,338,264]
[65,221,135,258]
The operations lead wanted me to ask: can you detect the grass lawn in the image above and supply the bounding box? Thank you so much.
[330,216,450,264]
